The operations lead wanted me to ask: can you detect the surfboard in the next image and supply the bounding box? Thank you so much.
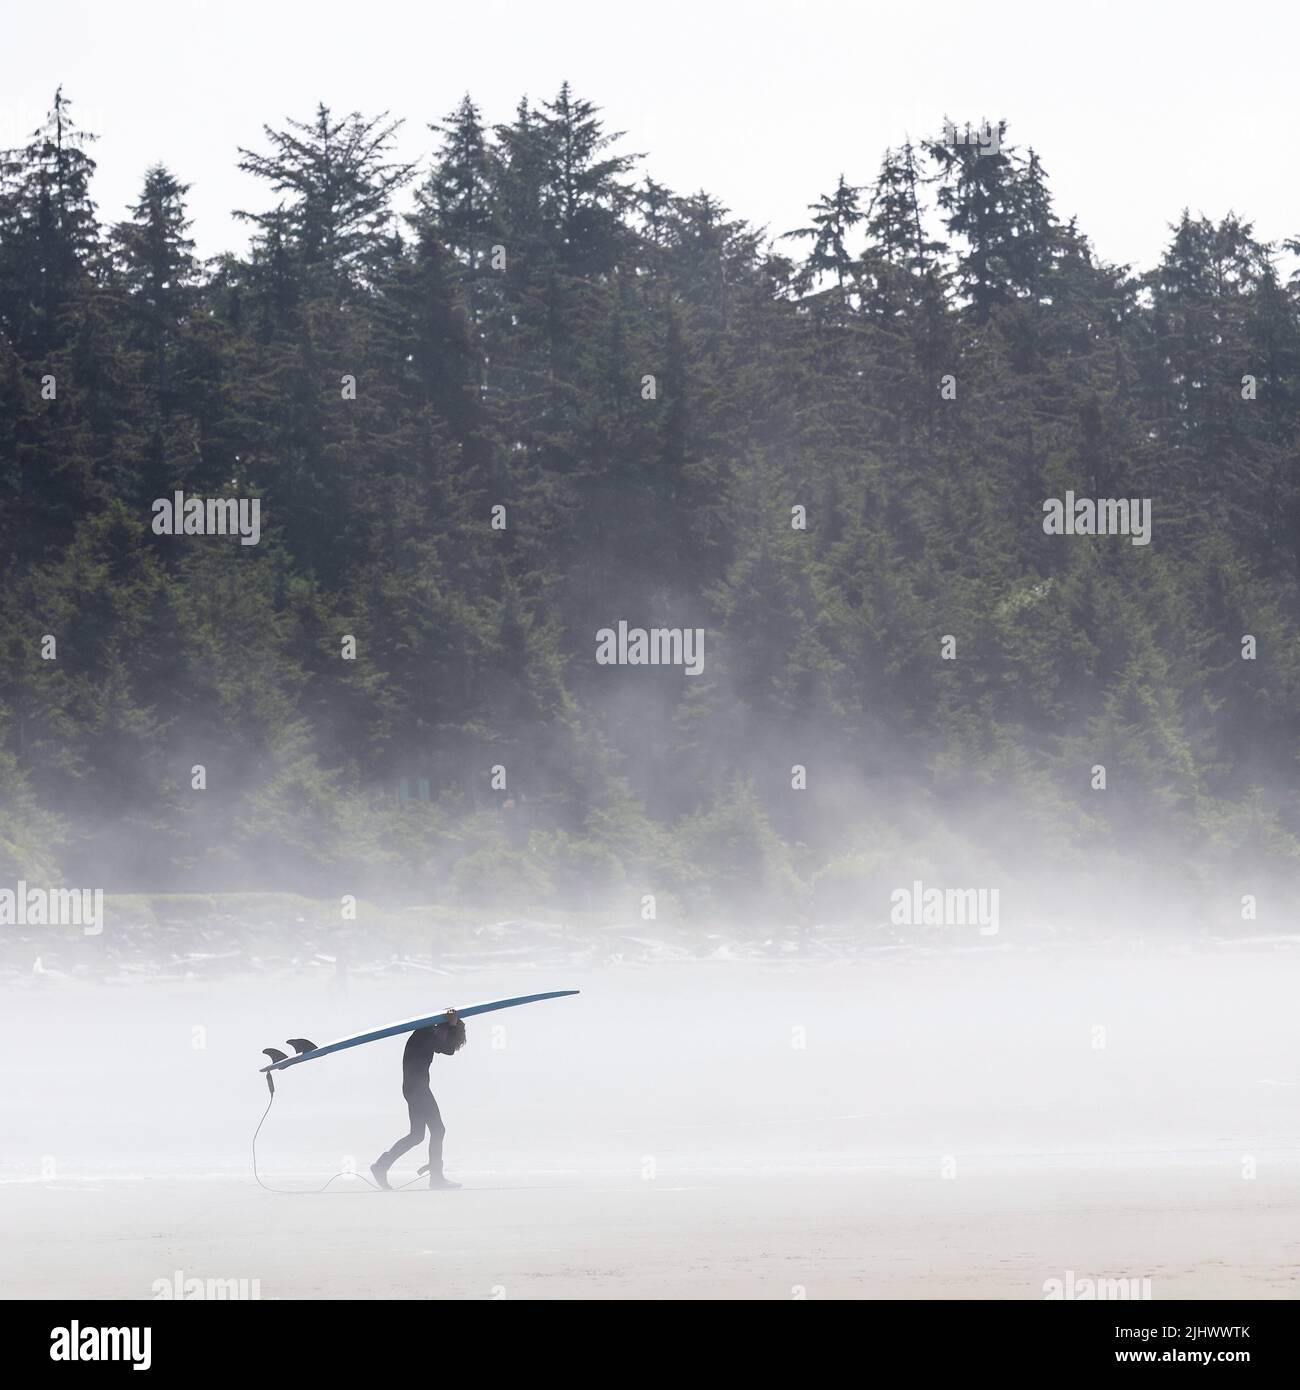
[258,990,579,1073]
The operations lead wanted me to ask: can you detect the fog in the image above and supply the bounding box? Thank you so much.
[3,939,1297,1297]
[2,4,1298,1305]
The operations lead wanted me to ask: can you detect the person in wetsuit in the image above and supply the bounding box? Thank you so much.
[371,1011,466,1190]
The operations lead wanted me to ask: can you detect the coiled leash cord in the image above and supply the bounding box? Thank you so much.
[252,1072,425,1193]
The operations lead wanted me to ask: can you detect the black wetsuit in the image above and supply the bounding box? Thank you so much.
[376,1026,446,1179]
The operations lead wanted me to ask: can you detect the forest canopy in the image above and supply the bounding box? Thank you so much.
[1,87,1297,930]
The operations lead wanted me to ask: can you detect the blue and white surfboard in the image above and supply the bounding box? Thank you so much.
[259,990,580,1072]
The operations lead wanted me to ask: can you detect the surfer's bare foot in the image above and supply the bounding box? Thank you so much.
[428,1175,461,1190]
[370,1162,392,1191]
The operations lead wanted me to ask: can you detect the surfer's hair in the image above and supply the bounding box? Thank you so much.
[437,1017,467,1051]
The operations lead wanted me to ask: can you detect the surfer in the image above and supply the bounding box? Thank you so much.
[371,1010,466,1191]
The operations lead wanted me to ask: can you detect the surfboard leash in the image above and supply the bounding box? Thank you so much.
[251,1072,424,1194]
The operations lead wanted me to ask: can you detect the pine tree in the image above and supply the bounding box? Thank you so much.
[0,87,101,355]
[532,82,638,275]
[786,174,862,302]
[419,95,495,270]
[111,166,198,411]
[925,118,1035,323]
[236,104,415,289]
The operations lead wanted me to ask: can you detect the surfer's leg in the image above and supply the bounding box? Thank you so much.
[421,1093,459,1187]
[372,1097,427,1187]
[423,1093,445,1177]
[390,1098,428,1162]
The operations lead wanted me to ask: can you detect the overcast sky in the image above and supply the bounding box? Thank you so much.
[4,0,1296,273]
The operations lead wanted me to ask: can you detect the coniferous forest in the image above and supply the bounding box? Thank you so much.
[2,88,1298,930]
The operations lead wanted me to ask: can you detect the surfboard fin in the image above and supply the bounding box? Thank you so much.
[286,1037,317,1055]
[262,1047,288,1064]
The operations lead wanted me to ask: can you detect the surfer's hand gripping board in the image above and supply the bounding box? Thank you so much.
[259,990,579,1073]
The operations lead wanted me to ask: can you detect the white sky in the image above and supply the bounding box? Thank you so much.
[3,0,1297,273]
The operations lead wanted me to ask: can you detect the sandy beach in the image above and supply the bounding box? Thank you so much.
[3,950,1298,1299]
